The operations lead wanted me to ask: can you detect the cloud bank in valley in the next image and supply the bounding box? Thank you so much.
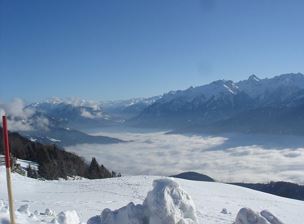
[66,130,304,184]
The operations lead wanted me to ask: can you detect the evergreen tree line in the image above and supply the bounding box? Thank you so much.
[0,128,120,180]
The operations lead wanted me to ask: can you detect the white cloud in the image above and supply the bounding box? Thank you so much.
[34,116,50,131]
[0,98,49,131]
[65,130,304,184]
[80,108,104,119]
[1,98,34,119]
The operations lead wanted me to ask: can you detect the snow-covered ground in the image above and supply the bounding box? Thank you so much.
[0,156,39,171]
[16,159,39,171]
[0,167,303,223]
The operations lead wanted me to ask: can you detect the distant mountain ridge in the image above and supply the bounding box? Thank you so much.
[171,171,215,182]
[102,96,161,121]
[172,171,304,201]
[19,98,126,146]
[28,98,112,130]
[130,73,304,135]
[29,96,160,127]
[27,73,304,135]
[19,97,158,146]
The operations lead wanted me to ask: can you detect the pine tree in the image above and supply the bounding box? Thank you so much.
[88,157,101,179]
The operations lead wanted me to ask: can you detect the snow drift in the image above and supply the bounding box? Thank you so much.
[88,178,198,224]
[53,210,81,224]
[235,208,283,224]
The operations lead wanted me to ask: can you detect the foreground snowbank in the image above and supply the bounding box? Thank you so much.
[87,179,285,224]
[0,173,294,224]
[88,179,198,224]
[0,201,82,224]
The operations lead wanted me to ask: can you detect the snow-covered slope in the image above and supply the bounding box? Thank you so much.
[0,167,303,223]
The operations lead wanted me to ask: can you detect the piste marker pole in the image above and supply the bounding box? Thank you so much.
[2,116,16,224]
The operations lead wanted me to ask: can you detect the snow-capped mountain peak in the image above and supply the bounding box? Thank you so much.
[248,74,260,82]
[45,97,64,105]
[159,79,239,105]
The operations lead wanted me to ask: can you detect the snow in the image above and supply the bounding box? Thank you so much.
[143,179,197,224]
[160,80,240,104]
[102,96,161,109]
[238,73,304,99]
[30,137,37,142]
[90,179,198,224]
[248,74,261,82]
[54,210,81,224]
[88,203,144,224]
[235,208,284,224]
[16,158,39,171]
[47,137,62,142]
[0,167,303,223]
[260,210,284,224]
[44,208,56,216]
[17,204,31,216]
[223,84,237,95]
[153,73,304,106]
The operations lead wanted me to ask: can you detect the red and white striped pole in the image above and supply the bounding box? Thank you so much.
[2,116,16,224]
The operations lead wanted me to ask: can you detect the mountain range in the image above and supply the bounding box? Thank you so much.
[11,72,304,143]
[130,73,304,135]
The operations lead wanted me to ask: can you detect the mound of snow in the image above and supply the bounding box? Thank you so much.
[44,208,56,216]
[144,179,198,224]
[221,208,228,214]
[235,208,283,224]
[88,178,198,224]
[0,201,7,213]
[17,204,30,216]
[88,203,144,224]
[260,210,284,224]
[54,210,80,224]
[0,200,82,224]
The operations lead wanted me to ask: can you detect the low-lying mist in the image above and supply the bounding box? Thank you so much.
[65,129,304,184]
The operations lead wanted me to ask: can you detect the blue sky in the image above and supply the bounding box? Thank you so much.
[1,0,304,102]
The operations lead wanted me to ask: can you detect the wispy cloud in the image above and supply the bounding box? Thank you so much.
[66,130,304,184]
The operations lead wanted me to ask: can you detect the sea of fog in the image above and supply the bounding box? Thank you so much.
[65,128,304,184]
